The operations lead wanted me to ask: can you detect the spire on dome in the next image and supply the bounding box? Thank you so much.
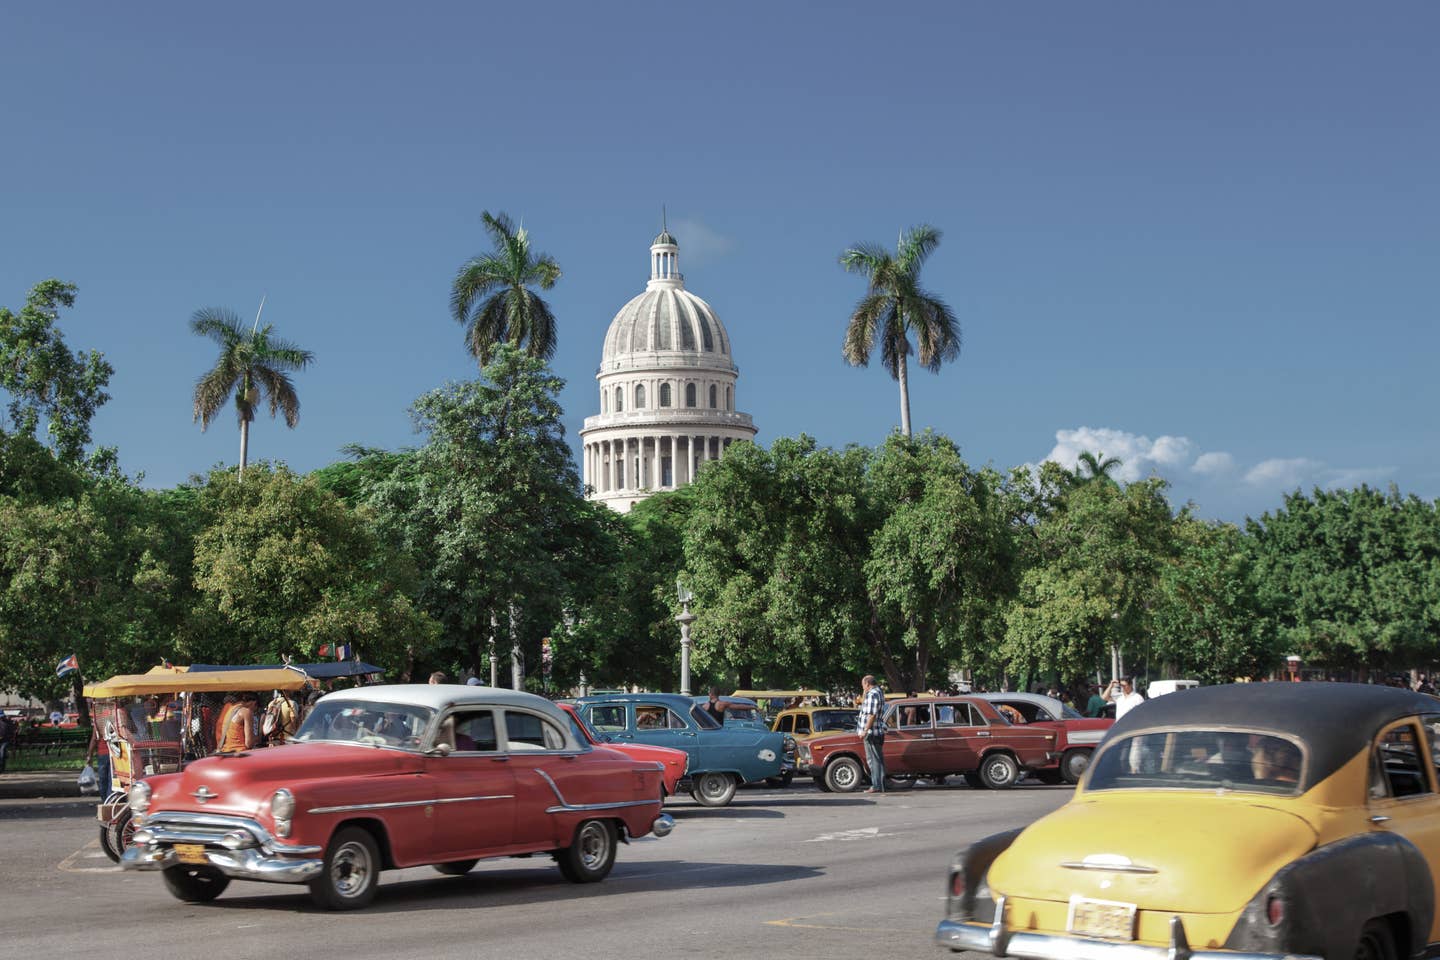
[649,213,681,284]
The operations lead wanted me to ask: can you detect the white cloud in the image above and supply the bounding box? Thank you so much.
[1243,458,1324,488]
[1192,451,1237,477]
[1043,427,1194,483]
[670,217,734,265]
[1038,425,1396,520]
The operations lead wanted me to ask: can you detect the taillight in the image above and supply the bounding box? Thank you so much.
[1266,894,1284,926]
[951,869,967,899]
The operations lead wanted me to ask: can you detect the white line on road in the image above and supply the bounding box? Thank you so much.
[803,826,890,842]
[58,838,120,874]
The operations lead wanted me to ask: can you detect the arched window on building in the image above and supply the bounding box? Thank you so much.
[614,386,623,412]
[709,384,717,408]
[659,383,672,407]
[636,384,646,409]
[725,386,732,411]
[685,383,696,407]
[601,390,608,413]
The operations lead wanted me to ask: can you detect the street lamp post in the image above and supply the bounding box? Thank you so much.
[675,579,696,696]
[488,612,498,687]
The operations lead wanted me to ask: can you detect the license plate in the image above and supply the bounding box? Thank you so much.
[1067,896,1136,939]
[173,843,208,865]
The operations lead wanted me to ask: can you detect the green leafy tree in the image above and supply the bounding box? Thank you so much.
[189,464,436,668]
[0,279,114,466]
[1004,477,1178,681]
[350,346,604,684]
[840,226,960,436]
[450,211,562,366]
[1150,518,1278,683]
[681,436,876,690]
[864,434,1023,692]
[0,481,188,715]
[190,306,314,477]
[1246,486,1440,675]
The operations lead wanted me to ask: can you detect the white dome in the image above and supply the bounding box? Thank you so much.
[601,286,732,368]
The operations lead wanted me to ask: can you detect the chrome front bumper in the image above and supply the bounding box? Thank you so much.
[936,898,1319,960]
[121,811,323,884]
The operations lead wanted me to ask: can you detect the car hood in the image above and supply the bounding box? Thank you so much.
[149,743,421,817]
[987,793,1318,914]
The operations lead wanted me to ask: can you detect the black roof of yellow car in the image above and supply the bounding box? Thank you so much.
[1109,681,1439,790]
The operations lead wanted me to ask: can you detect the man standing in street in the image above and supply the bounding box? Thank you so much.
[856,674,887,794]
[1103,677,1146,721]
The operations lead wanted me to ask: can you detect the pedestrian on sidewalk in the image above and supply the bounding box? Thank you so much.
[856,674,887,794]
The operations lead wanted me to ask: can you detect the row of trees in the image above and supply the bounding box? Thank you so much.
[3,332,1436,705]
[2,206,1436,705]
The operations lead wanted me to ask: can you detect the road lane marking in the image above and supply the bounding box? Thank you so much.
[766,915,911,934]
[803,826,890,842]
[58,838,120,874]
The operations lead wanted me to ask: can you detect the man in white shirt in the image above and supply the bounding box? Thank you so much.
[1104,677,1146,720]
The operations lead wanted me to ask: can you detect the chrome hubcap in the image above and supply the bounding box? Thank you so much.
[578,823,608,869]
[331,841,372,898]
[701,774,727,798]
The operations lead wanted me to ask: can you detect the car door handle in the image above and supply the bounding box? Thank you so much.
[1370,815,1391,824]
[611,733,634,741]
[920,734,935,739]
[679,731,696,738]
[975,731,991,737]
[491,756,509,763]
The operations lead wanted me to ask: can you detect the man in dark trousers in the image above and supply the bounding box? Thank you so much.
[856,674,887,794]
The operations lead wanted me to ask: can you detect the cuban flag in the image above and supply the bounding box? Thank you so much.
[56,654,79,678]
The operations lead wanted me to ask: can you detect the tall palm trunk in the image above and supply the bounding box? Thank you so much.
[239,417,250,478]
[897,353,912,437]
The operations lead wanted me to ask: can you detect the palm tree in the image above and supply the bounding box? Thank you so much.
[191,306,314,477]
[1070,451,1123,487]
[840,225,960,437]
[450,211,562,366]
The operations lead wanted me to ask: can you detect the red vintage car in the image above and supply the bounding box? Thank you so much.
[557,702,691,798]
[120,685,674,910]
[795,695,1055,791]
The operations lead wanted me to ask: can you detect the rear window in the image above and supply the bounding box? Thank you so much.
[1088,729,1303,795]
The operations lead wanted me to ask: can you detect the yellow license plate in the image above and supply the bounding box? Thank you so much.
[173,843,208,865]
[1068,896,1136,939]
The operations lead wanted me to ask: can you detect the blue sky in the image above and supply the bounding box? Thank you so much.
[2,2,1436,522]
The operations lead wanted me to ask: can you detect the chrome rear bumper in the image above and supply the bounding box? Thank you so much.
[936,898,1319,960]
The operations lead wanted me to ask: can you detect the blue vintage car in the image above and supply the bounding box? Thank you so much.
[575,693,792,806]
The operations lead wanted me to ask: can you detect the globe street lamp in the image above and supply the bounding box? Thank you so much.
[676,579,696,696]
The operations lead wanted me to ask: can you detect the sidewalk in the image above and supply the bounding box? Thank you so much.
[0,769,98,801]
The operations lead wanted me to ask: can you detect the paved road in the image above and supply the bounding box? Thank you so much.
[1,780,1070,960]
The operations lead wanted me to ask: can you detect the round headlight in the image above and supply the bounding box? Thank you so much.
[270,788,295,820]
[128,780,151,813]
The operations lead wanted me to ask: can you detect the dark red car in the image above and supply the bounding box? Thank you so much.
[795,695,1054,791]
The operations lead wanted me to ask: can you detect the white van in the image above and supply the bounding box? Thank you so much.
[1147,679,1199,698]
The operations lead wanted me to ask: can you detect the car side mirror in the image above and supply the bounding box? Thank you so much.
[425,742,453,757]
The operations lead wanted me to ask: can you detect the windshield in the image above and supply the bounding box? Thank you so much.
[1060,704,1084,720]
[1088,729,1303,795]
[813,710,858,732]
[294,700,433,750]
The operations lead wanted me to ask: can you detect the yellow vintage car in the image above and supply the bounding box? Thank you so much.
[936,682,1440,960]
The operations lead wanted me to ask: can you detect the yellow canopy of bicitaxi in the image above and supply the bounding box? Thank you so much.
[83,667,311,698]
[731,690,826,701]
